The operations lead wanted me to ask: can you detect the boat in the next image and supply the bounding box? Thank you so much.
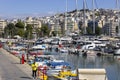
[53,69,77,80]
[9,46,25,56]
[28,48,43,56]
[81,40,106,50]
[35,55,55,66]
[31,45,46,50]
[59,47,69,54]
[46,60,73,77]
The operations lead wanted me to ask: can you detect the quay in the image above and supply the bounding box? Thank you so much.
[0,48,33,80]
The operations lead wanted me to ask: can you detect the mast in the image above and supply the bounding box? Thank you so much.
[75,0,79,34]
[65,0,68,32]
[116,0,120,36]
[116,0,119,9]
[83,0,86,34]
[92,0,95,34]
[109,20,111,36]
[56,13,59,37]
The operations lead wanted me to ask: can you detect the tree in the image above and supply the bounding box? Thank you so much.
[86,26,102,35]
[86,27,92,34]
[17,29,24,37]
[15,20,25,28]
[95,26,102,35]
[15,20,25,37]
[40,24,50,37]
[78,21,83,30]
[24,24,33,39]
[4,23,16,38]
[4,27,9,38]
[34,27,41,38]
[51,31,57,36]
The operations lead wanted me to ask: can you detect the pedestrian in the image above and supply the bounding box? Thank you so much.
[19,49,25,64]
[31,61,38,79]
[19,50,22,64]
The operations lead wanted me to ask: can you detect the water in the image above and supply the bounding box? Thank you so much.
[55,54,120,80]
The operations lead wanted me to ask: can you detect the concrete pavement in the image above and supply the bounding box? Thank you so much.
[0,48,33,80]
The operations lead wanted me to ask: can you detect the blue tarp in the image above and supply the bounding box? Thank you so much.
[48,61,71,67]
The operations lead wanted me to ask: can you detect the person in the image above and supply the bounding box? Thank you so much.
[31,61,38,79]
[34,55,37,61]
[19,49,25,64]
[19,50,22,64]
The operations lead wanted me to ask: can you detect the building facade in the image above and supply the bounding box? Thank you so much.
[0,19,7,36]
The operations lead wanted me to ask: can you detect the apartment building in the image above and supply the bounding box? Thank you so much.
[0,19,7,35]
[25,17,41,28]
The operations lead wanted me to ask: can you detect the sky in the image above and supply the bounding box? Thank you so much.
[0,0,117,19]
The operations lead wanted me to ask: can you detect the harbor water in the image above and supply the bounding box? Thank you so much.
[55,53,120,80]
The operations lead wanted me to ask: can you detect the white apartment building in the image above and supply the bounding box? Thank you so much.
[25,17,41,28]
[0,19,7,34]
[25,17,42,39]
